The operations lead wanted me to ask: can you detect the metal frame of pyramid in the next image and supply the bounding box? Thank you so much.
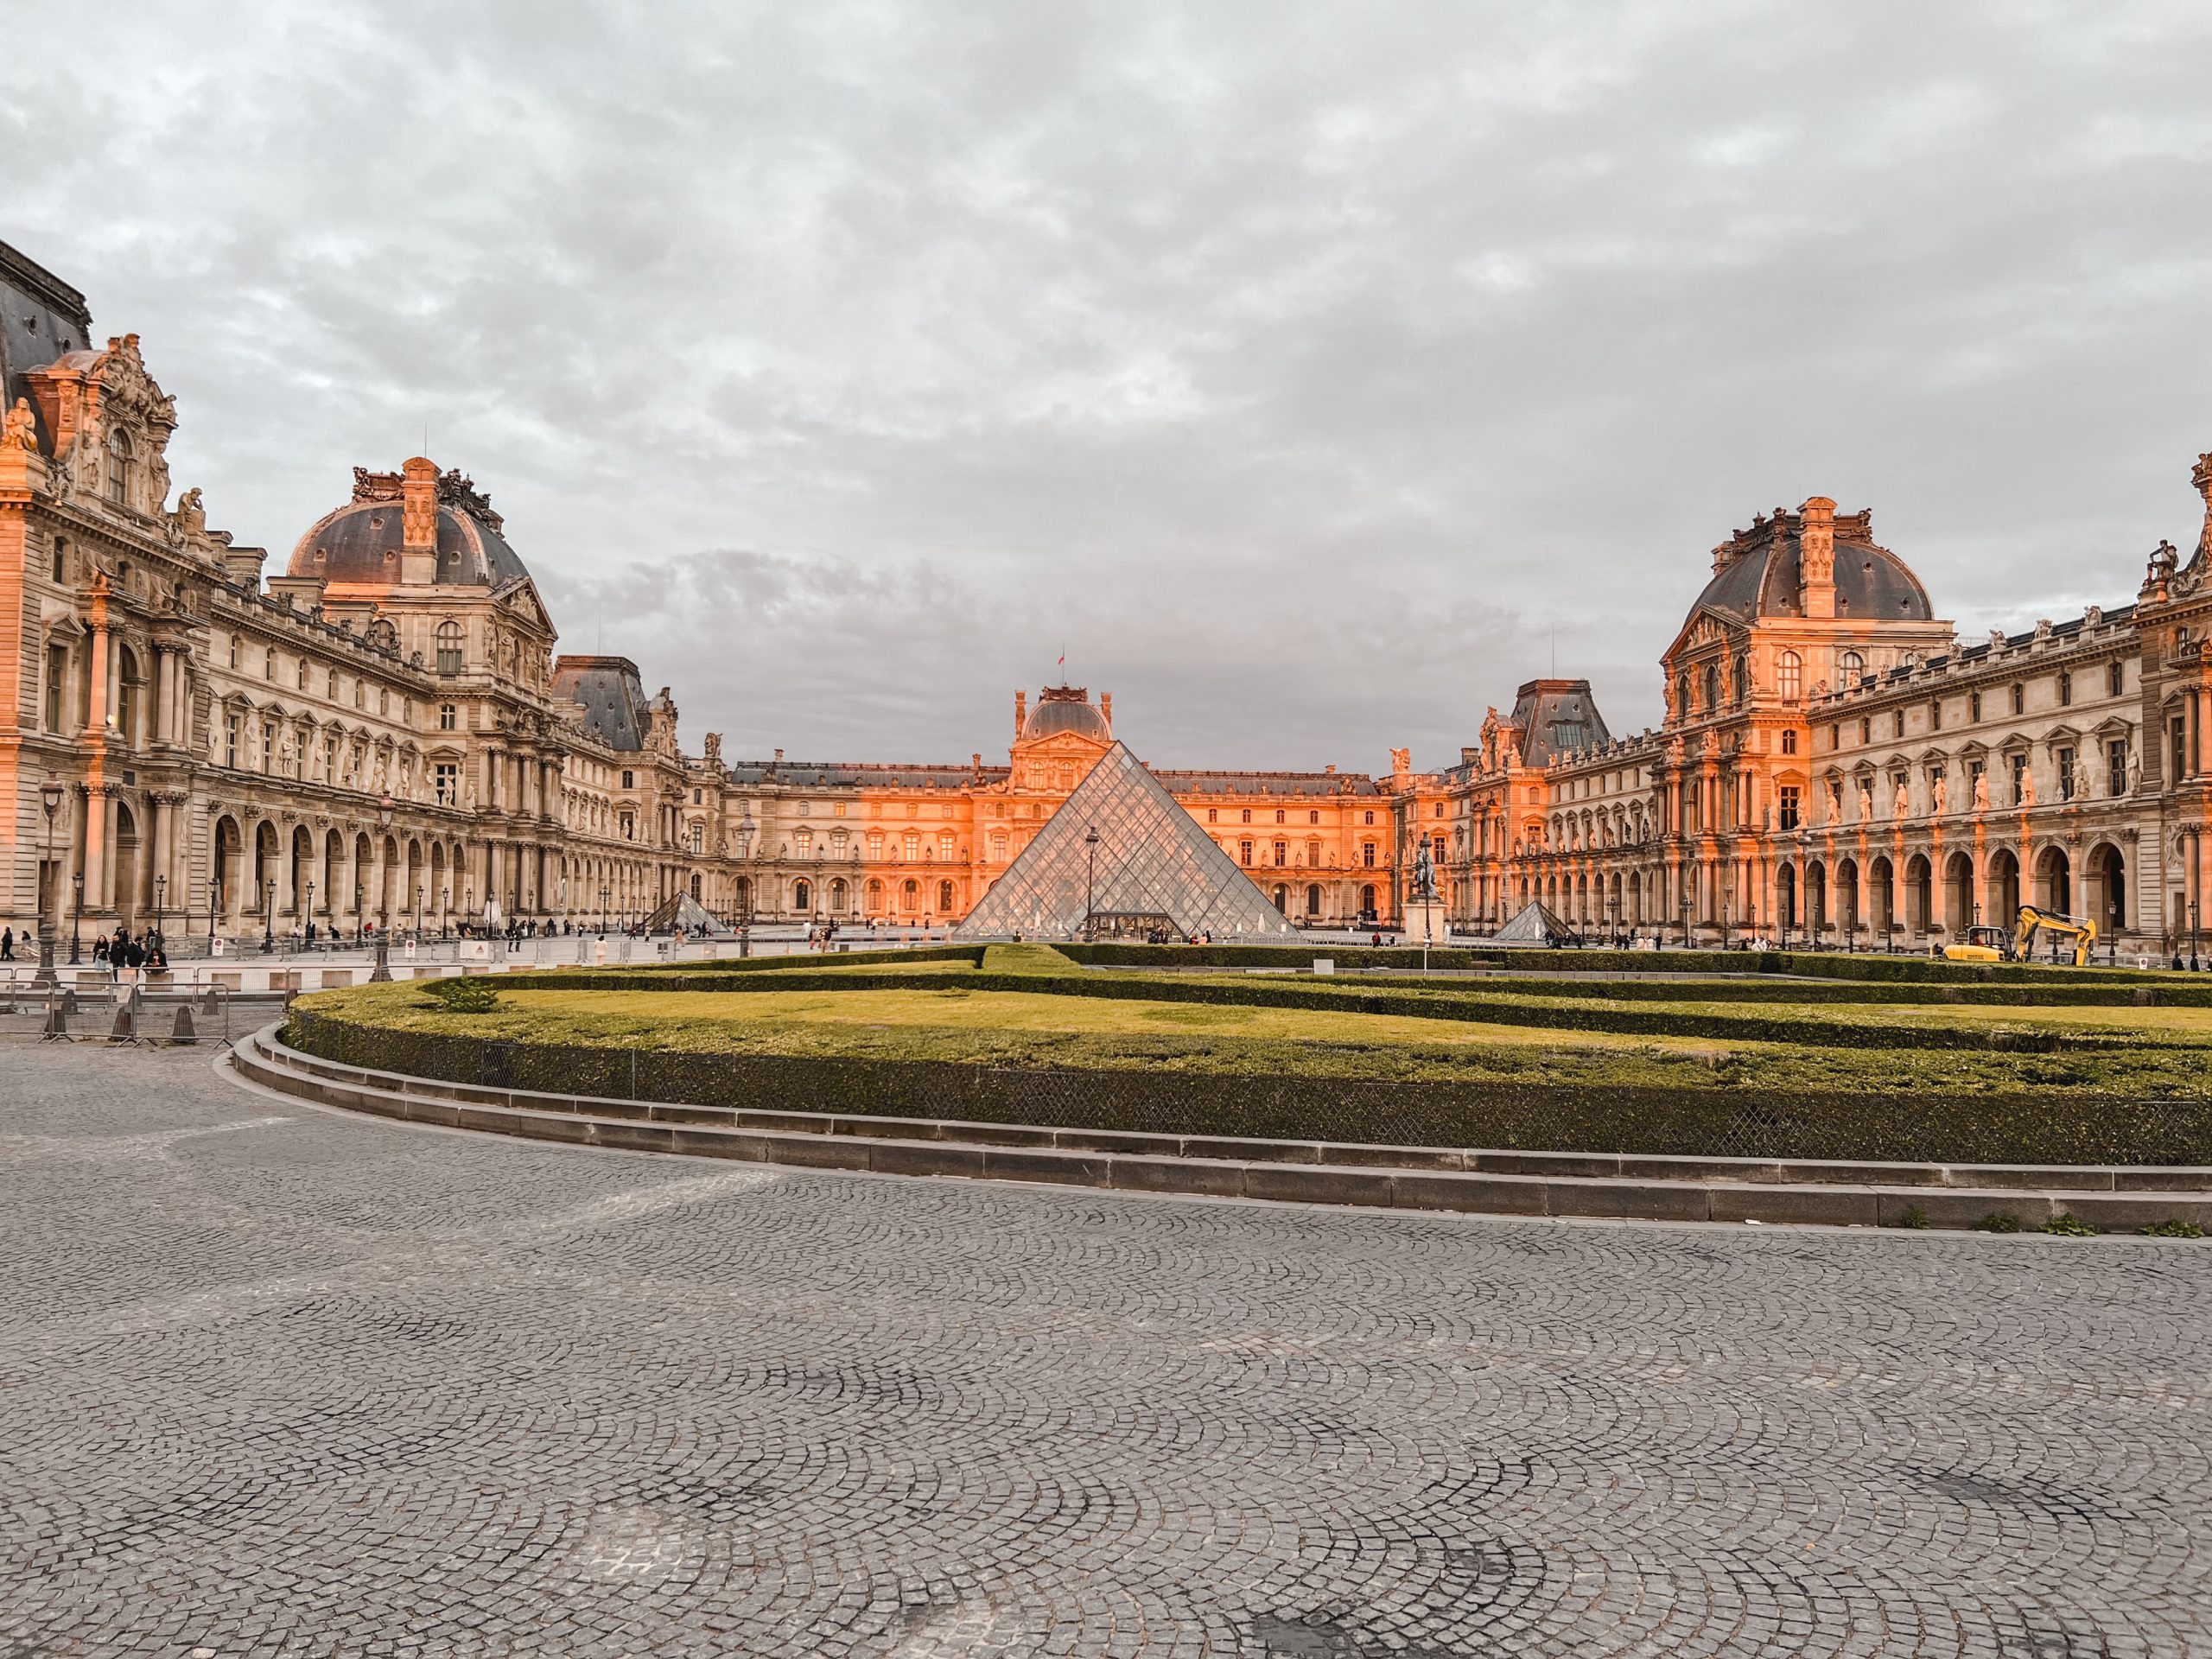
[1486,899,1582,947]
[954,742,1300,942]
[640,890,734,937]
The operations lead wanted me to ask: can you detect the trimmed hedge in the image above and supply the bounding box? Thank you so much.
[480,966,2159,1054]
[608,944,986,974]
[284,1005,2212,1166]
[1056,940,2183,986]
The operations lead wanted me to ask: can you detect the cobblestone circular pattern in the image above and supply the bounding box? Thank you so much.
[3,1046,2208,1657]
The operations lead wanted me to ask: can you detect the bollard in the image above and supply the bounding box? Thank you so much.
[169,1005,199,1046]
[108,1004,136,1044]
[200,987,220,1014]
[60,988,78,1015]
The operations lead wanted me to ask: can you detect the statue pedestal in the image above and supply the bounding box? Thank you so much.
[1403,899,1446,946]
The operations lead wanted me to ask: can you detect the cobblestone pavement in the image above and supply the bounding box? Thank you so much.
[3,1045,2208,1658]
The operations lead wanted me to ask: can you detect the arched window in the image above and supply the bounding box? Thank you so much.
[793,878,811,911]
[937,880,954,912]
[865,877,883,910]
[435,621,464,676]
[901,878,919,912]
[1839,650,1865,683]
[105,427,132,506]
[1777,651,1803,702]
[1733,655,1750,702]
[1701,664,1719,711]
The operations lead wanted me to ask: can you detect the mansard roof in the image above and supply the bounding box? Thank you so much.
[0,238,93,444]
[552,655,650,752]
[1504,678,1611,767]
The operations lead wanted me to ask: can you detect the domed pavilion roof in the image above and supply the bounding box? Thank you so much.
[1688,505,1932,629]
[1023,685,1109,741]
[287,465,531,589]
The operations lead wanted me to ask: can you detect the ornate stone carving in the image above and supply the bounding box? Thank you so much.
[2,397,36,451]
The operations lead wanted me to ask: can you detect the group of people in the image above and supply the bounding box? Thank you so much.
[0,925,168,974]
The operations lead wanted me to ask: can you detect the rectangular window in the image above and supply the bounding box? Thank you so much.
[1892,709,1905,739]
[2171,718,2186,784]
[1361,842,1376,868]
[1240,840,1253,867]
[1272,840,1287,867]
[2057,671,2072,708]
[2009,752,2027,805]
[2109,660,2126,696]
[1930,699,1942,732]
[621,770,634,789]
[1967,758,1986,801]
[439,703,457,731]
[225,714,240,768]
[434,762,459,804]
[1969,691,1981,722]
[44,645,67,731]
[260,721,276,773]
[327,669,338,699]
[2056,746,2075,800]
[2108,740,2129,798]
[1778,785,1801,830]
[2011,683,2025,716]
[1859,716,1871,745]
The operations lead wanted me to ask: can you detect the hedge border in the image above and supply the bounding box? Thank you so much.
[283,1005,2212,1167]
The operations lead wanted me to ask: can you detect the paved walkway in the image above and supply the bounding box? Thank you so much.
[3,1046,2208,1657]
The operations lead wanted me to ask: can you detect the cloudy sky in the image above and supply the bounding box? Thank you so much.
[7,0,2210,770]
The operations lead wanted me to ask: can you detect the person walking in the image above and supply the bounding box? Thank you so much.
[1,925,13,962]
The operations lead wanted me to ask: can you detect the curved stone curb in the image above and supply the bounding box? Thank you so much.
[232,1025,2212,1233]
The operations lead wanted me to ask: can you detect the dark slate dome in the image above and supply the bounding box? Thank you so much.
[1023,685,1109,741]
[1688,509,1932,628]
[287,467,531,588]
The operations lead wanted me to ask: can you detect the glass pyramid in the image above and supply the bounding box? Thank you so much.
[955,743,1301,942]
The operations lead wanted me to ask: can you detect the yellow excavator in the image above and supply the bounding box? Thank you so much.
[1944,905,2098,966]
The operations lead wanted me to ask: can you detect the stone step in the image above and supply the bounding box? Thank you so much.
[232,1027,2212,1234]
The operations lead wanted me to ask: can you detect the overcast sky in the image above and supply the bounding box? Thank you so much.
[7,1,2210,771]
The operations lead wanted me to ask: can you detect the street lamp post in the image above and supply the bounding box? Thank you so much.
[416,884,425,943]
[371,793,395,982]
[1680,892,1693,952]
[154,874,167,951]
[304,880,315,947]
[261,879,275,955]
[353,881,365,944]
[1083,826,1100,943]
[35,780,63,984]
[2192,899,2202,974]
[71,872,84,964]
[600,884,609,938]
[209,878,220,950]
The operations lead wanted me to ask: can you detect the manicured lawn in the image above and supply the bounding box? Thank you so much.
[296,979,2212,1097]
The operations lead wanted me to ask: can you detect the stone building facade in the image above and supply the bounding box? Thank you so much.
[5,234,2207,951]
[1421,476,2212,955]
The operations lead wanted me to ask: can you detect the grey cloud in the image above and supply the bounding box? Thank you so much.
[6,0,2210,767]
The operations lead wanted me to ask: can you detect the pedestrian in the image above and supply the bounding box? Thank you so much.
[1,925,13,961]
[93,935,111,966]
[145,938,168,973]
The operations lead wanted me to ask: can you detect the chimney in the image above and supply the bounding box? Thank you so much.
[1014,690,1027,739]
[1101,692,1112,728]
[400,456,439,585]
[1798,497,1836,619]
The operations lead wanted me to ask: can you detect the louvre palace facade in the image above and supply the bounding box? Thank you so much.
[3,235,2209,951]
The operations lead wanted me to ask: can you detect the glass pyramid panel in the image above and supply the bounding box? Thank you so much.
[955,743,1300,942]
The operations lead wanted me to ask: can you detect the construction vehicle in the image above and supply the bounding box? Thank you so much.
[1943,905,2098,966]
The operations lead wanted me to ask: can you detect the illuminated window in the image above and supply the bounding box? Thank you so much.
[1777,652,1802,702]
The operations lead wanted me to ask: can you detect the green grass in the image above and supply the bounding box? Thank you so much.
[295,977,2212,1097]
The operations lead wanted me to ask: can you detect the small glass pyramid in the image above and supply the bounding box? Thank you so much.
[955,743,1301,941]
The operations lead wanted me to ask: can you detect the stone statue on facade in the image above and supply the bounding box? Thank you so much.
[2,397,37,451]
[1973,770,1989,811]
[2019,766,2036,808]
[1932,775,1948,816]
[1893,782,1910,821]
